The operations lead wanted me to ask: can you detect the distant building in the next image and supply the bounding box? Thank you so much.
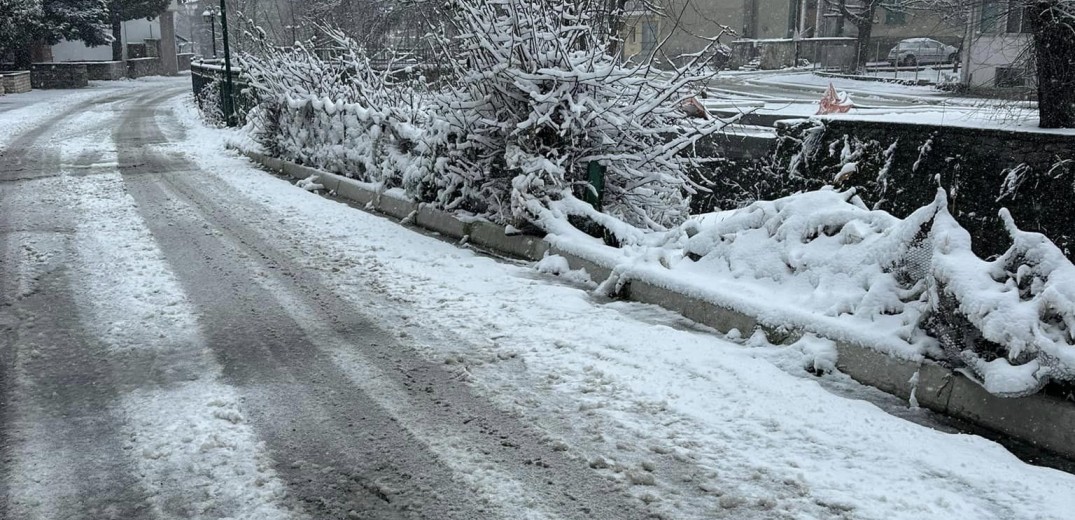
[623,0,961,67]
[961,0,1034,91]
[51,17,168,62]
[46,1,182,77]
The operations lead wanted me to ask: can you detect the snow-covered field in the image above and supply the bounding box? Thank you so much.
[160,90,1075,519]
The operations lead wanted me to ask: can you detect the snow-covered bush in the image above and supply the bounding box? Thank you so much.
[241,28,432,187]
[929,206,1075,396]
[423,0,732,235]
[679,189,1075,396]
[235,0,733,239]
[194,78,227,127]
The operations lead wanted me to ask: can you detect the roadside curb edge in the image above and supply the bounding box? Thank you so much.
[233,145,1075,461]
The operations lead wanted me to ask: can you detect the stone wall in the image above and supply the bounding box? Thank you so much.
[80,61,126,80]
[177,53,194,72]
[127,57,161,79]
[30,63,88,89]
[1,71,34,93]
[144,39,161,58]
[127,43,148,59]
[772,118,1075,259]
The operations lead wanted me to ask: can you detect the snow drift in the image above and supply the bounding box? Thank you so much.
[671,188,1075,396]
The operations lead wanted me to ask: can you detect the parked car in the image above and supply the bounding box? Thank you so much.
[887,38,959,66]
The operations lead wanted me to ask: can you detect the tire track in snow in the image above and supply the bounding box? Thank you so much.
[115,86,652,519]
[0,98,154,519]
[1,82,297,519]
[68,158,298,519]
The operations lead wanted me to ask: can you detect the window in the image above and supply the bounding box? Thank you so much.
[995,66,1027,87]
[641,21,658,54]
[981,0,1002,33]
[883,2,907,25]
[1006,0,1033,33]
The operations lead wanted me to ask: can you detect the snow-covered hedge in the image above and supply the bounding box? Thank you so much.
[239,0,731,236]
[677,189,1075,396]
[242,29,431,188]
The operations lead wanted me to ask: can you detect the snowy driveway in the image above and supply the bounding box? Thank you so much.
[1,78,1073,519]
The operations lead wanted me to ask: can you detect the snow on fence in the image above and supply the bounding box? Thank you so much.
[772,118,1075,262]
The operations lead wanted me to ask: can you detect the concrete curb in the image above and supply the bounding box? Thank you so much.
[235,146,1075,461]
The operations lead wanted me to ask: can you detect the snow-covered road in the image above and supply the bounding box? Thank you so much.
[1,77,1073,519]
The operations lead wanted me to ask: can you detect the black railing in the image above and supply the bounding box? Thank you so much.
[190,59,255,124]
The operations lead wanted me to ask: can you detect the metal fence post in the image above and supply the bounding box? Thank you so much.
[219,0,237,127]
[586,161,606,211]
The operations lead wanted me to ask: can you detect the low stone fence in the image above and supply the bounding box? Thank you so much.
[2,71,31,93]
[772,118,1075,260]
[127,57,161,79]
[178,53,194,72]
[77,61,126,80]
[30,63,88,89]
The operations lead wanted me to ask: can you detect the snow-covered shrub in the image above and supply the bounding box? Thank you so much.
[241,28,432,187]
[426,0,732,236]
[194,78,227,127]
[929,206,1075,396]
[236,1,734,239]
[680,188,1075,396]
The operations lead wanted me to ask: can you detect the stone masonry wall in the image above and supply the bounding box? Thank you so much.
[82,61,126,80]
[1,71,33,93]
[178,53,194,72]
[772,118,1075,259]
[127,57,161,79]
[30,63,87,89]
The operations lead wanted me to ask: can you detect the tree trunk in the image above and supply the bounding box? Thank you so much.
[1028,0,1075,128]
[604,0,628,58]
[853,18,873,73]
[112,18,124,62]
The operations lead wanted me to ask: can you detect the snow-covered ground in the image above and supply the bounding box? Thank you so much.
[157,89,1075,519]
[0,77,191,151]
[3,77,1072,518]
[704,70,1054,132]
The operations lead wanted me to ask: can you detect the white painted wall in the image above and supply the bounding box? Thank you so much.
[50,18,163,62]
[51,40,111,62]
[965,33,1032,88]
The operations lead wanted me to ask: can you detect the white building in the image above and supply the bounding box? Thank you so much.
[961,1,1035,91]
[51,17,166,62]
[49,0,183,73]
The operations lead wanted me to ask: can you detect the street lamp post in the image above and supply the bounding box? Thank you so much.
[202,9,217,57]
